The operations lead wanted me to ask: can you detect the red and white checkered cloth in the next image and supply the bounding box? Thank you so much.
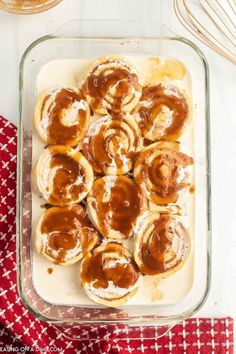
[0,115,234,353]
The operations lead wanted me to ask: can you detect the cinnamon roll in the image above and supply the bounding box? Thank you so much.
[33,146,93,206]
[134,141,193,204]
[81,56,142,114]
[80,243,141,307]
[135,83,189,141]
[134,211,190,276]
[87,176,147,239]
[35,205,100,265]
[34,86,90,146]
[82,113,142,175]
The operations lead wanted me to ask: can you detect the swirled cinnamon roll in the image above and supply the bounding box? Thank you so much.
[80,243,141,307]
[35,205,100,265]
[135,83,189,141]
[134,211,190,276]
[87,176,148,239]
[82,113,142,175]
[33,146,93,206]
[134,141,193,204]
[34,86,90,146]
[81,56,142,114]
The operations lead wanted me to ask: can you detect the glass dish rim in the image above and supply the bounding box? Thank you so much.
[17,33,211,325]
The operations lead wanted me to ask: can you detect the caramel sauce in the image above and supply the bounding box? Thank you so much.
[82,114,138,174]
[40,203,51,209]
[82,63,141,113]
[41,205,99,264]
[13,0,52,7]
[43,88,87,146]
[92,176,147,238]
[139,215,181,275]
[143,138,153,147]
[144,58,186,84]
[135,142,193,204]
[189,185,195,194]
[47,268,53,274]
[148,154,179,198]
[138,84,188,141]
[48,151,85,205]
[81,243,139,289]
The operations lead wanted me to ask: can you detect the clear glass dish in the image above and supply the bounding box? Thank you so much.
[0,0,62,14]
[17,20,211,340]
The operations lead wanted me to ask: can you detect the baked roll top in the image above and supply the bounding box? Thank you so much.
[134,141,193,204]
[34,86,90,146]
[82,56,142,114]
[35,205,100,265]
[135,84,189,141]
[80,243,141,306]
[134,211,190,276]
[33,146,93,206]
[87,175,148,239]
[82,113,142,175]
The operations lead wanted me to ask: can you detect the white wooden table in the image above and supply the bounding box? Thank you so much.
[0,0,236,341]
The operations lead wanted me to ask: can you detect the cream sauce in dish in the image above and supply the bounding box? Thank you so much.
[32,56,194,306]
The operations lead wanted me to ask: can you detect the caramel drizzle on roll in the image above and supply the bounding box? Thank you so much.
[134,141,193,204]
[49,153,85,205]
[87,176,147,239]
[36,87,90,146]
[39,205,99,265]
[35,146,93,206]
[82,57,142,114]
[81,243,140,290]
[82,114,142,175]
[136,84,189,141]
[134,212,190,275]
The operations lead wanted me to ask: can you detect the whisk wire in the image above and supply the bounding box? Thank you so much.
[179,0,235,59]
[198,0,236,47]
[215,0,236,32]
[173,0,236,65]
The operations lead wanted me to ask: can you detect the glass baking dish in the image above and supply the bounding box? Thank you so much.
[17,20,211,339]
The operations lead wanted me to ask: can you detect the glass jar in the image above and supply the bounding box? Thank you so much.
[0,0,62,14]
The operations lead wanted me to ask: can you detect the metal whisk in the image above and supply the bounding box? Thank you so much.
[173,0,236,64]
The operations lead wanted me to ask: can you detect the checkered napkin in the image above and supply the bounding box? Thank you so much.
[0,115,234,354]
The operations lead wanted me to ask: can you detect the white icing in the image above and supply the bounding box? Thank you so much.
[85,277,141,299]
[75,174,84,186]
[109,80,122,96]
[102,176,117,203]
[38,150,56,199]
[134,210,151,234]
[177,165,189,184]
[93,59,136,75]
[39,113,51,137]
[64,241,82,260]
[87,116,110,137]
[135,112,142,122]
[62,100,87,126]
[163,84,182,98]
[116,141,130,168]
[41,232,82,261]
[147,105,174,139]
[141,99,153,108]
[103,257,128,269]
